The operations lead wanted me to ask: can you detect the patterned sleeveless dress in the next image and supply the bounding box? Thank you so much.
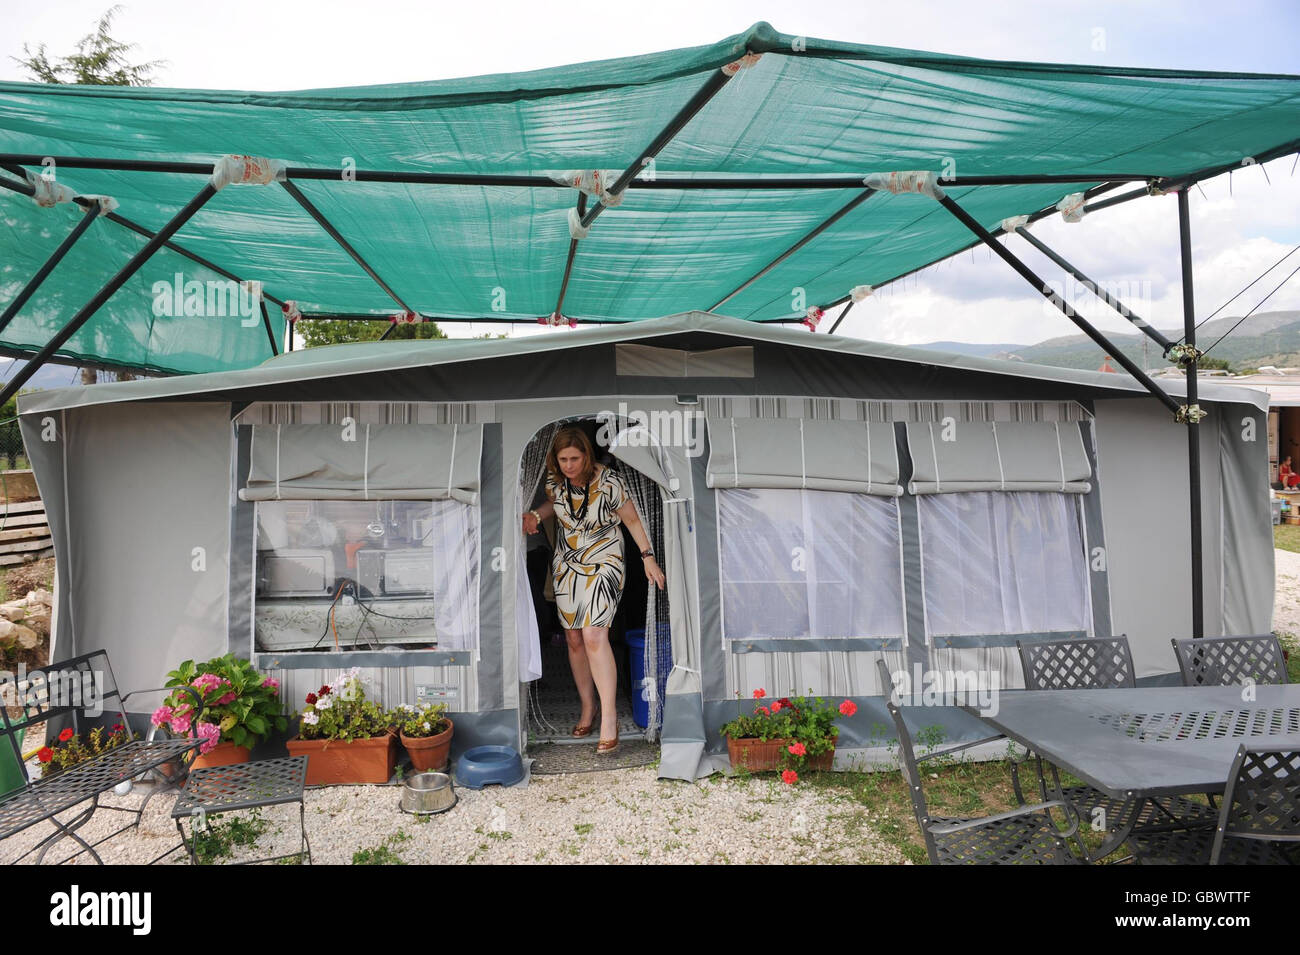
[546,465,630,629]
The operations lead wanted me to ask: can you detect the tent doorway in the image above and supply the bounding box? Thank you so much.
[518,417,670,749]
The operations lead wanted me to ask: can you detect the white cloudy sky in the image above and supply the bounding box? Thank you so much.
[3,0,1298,348]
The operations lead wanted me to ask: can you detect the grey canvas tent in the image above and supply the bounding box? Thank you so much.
[15,311,1273,779]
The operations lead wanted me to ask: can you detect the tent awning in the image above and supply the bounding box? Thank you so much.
[2,21,1298,375]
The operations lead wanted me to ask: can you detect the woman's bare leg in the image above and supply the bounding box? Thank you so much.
[582,626,619,740]
[565,628,597,725]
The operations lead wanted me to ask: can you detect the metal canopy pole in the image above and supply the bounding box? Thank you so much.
[0,168,290,309]
[0,201,101,336]
[552,194,588,319]
[709,189,876,312]
[1178,188,1205,640]
[0,182,219,406]
[577,65,742,231]
[826,300,855,335]
[279,180,413,314]
[1011,225,1175,354]
[937,192,1181,416]
[258,299,279,357]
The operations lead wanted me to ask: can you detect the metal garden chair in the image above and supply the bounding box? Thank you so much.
[1015,636,1216,855]
[874,658,1082,865]
[1130,746,1300,865]
[1171,635,1289,688]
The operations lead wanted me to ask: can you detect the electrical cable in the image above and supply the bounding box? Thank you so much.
[1203,261,1300,356]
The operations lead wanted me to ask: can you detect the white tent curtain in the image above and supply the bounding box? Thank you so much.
[619,462,670,739]
[718,488,905,640]
[918,491,1092,638]
[241,423,483,503]
[705,417,901,496]
[906,421,1092,494]
[516,423,559,683]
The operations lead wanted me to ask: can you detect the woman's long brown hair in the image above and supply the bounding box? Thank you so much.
[546,426,597,487]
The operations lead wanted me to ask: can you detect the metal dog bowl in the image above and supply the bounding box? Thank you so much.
[399,772,457,815]
[455,745,525,789]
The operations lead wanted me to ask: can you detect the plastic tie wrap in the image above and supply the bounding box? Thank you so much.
[1057,192,1086,223]
[802,306,824,331]
[722,53,762,76]
[554,169,624,209]
[211,155,287,190]
[1001,215,1030,233]
[25,172,75,208]
[281,301,302,324]
[390,311,421,324]
[850,284,874,303]
[538,311,577,328]
[862,170,945,200]
[567,207,591,240]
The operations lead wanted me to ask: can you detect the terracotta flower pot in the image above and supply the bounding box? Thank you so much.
[400,719,454,772]
[190,742,251,770]
[286,732,398,786]
[727,736,835,773]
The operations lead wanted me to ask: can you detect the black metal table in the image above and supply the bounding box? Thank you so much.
[0,738,202,864]
[172,756,311,865]
[960,685,1300,854]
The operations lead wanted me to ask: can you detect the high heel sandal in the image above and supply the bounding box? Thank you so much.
[596,735,620,755]
[572,704,599,738]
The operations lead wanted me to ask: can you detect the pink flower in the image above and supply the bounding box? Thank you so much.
[216,692,237,706]
[788,742,806,756]
[262,677,280,693]
[781,769,798,785]
[169,711,192,735]
[151,705,174,728]
[752,688,766,699]
[839,700,858,717]
[195,721,221,755]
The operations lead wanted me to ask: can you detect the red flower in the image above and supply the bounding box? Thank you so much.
[770,701,782,713]
[58,728,74,743]
[839,700,858,717]
[752,688,766,699]
[37,747,53,763]
[111,724,125,733]
[305,692,318,706]
[318,685,331,697]
[788,742,806,756]
[781,769,798,785]
[758,706,771,716]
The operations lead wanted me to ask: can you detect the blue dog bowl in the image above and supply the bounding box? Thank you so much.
[455,745,525,790]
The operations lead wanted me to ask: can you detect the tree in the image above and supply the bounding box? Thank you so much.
[13,6,165,385]
[13,6,165,86]
[297,319,447,348]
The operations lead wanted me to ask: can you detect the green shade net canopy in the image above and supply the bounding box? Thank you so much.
[0,21,1298,375]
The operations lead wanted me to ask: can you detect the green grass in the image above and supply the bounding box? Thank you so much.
[191,810,269,865]
[1274,524,1300,553]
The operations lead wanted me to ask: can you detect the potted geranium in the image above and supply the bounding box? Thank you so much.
[152,655,287,769]
[720,689,857,784]
[395,701,453,772]
[37,723,135,779]
[285,668,398,785]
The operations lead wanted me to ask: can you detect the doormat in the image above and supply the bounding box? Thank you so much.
[528,739,657,774]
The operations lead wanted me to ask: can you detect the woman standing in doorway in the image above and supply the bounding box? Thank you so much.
[522,427,665,754]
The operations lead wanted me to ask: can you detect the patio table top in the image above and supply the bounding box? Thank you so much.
[958,684,1300,799]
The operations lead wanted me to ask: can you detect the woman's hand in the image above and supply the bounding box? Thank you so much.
[522,511,539,535]
[644,555,666,590]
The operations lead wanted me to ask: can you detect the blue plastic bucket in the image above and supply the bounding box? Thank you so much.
[625,627,670,729]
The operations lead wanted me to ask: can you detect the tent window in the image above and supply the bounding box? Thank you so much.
[717,488,905,641]
[918,491,1090,639]
[252,498,479,653]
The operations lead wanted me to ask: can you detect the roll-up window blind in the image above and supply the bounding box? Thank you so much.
[906,420,1091,494]
[239,423,483,504]
[705,417,901,497]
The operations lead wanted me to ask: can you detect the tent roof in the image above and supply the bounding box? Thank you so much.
[2,21,1298,376]
[15,311,1268,415]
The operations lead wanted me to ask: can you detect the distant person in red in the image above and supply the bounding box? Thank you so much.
[1281,456,1300,488]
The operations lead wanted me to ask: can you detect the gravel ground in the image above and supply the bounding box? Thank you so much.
[0,766,904,866]
[1274,548,1300,637]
